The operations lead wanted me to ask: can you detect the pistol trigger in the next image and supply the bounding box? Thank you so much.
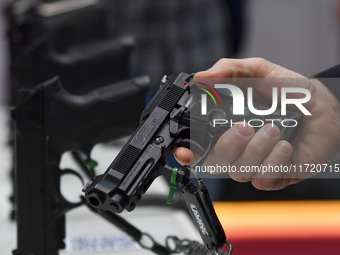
[175,138,205,157]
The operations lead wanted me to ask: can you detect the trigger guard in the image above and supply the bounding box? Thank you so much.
[60,168,85,186]
[59,168,86,210]
[175,138,205,157]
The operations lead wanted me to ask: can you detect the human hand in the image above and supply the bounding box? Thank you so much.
[174,58,340,190]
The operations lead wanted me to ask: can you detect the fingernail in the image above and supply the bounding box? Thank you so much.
[265,125,280,137]
[237,124,252,136]
[278,142,291,153]
[173,153,184,165]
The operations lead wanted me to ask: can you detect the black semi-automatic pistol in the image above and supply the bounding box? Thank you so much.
[83,73,301,252]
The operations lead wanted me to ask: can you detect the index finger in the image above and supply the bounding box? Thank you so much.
[194,58,304,79]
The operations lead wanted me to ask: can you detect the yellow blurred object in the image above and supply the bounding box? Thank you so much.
[214,200,340,240]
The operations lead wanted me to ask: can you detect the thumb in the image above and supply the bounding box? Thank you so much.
[173,147,200,165]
